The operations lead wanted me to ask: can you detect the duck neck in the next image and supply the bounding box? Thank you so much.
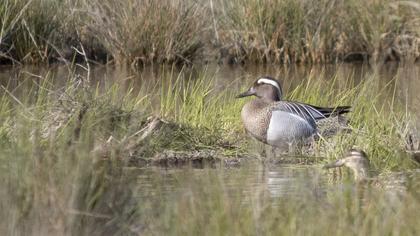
[240,98,271,143]
[245,98,270,111]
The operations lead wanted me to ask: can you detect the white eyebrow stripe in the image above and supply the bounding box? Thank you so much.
[257,78,282,95]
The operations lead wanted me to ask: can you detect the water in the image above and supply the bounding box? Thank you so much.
[133,163,327,199]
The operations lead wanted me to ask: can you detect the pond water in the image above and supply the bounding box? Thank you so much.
[133,163,327,200]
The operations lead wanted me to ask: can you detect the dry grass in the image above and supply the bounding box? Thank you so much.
[83,0,207,65]
[217,0,420,63]
[1,0,419,64]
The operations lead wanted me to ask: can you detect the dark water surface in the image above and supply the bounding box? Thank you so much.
[133,163,327,199]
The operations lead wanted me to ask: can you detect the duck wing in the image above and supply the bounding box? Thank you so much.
[272,101,351,128]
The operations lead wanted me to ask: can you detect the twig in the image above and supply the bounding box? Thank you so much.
[67,209,111,219]
[1,85,24,107]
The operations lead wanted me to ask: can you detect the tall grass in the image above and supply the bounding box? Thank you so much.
[1,0,419,64]
[0,0,76,63]
[158,67,243,132]
[218,0,420,63]
[83,0,207,65]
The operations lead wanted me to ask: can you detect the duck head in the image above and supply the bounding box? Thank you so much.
[324,149,371,181]
[236,77,283,102]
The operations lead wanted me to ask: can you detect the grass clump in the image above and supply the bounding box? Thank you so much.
[0,66,245,162]
[83,0,207,65]
[217,0,420,63]
[0,0,76,63]
[1,0,420,64]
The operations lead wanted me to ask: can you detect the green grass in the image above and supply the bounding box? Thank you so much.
[0,0,419,64]
[0,65,419,234]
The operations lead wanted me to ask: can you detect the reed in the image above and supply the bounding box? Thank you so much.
[82,0,207,65]
[1,0,419,64]
[218,0,420,63]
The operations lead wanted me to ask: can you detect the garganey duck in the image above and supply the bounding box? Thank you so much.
[323,149,371,182]
[323,149,420,192]
[236,77,351,149]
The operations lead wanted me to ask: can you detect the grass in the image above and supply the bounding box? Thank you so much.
[83,0,206,65]
[0,64,417,166]
[285,69,418,171]
[218,0,420,63]
[0,0,419,64]
[0,65,419,234]
[0,0,75,63]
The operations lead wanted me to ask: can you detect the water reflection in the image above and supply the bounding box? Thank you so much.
[133,163,328,199]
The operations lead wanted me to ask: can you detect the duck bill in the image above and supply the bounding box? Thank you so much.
[235,88,255,98]
[323,159,345,169]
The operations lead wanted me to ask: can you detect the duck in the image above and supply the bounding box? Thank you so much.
[323,149,371,182]
[323,149,420,191]
[236,76,351,149]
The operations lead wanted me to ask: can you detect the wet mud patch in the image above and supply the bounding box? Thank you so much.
[131,150,241,168]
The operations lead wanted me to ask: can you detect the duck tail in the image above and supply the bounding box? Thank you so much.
[334,106,352,115]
